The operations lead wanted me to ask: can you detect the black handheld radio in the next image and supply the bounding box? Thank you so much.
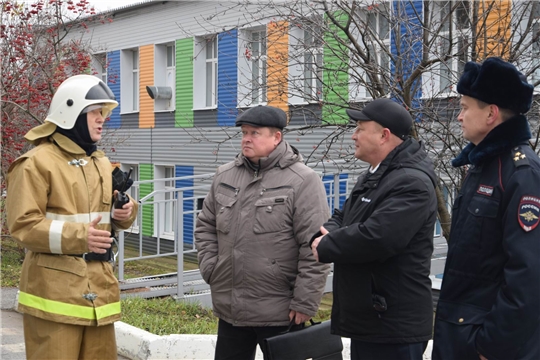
[114,167,133,209]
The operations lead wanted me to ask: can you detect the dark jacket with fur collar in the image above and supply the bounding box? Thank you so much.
[433,115,540,360]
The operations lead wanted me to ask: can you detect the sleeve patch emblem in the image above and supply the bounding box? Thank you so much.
[518,196,540,232]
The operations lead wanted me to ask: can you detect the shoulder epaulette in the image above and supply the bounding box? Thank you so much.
[511,146,530,167]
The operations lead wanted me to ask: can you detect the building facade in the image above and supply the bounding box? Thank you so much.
[65,0,539,242]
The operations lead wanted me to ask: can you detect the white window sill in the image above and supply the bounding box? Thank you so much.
[192,106,218,111]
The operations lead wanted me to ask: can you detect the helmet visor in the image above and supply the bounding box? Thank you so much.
[81,104,114,119]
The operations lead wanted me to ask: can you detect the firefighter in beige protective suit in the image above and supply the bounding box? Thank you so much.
[6,74,138,360]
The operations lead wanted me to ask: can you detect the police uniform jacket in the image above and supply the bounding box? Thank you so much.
[314,138,437,343]
[433,115,540,360]
[195,140,330,326]
[6,129,138,326]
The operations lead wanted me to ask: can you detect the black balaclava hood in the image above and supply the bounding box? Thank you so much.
[55,113,97,155]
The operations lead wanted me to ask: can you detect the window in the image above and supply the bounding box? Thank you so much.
[193,36,218,109]
[303,19,323,102]
[366,6,390,94]
[437,1,471,93]
[92,53,107,83]
[154,43,175,111]
[163,167,175,237]
[206,38,217,107]
[120,49,139,113]
[532,3,540,82]
[250,29,267,104]
[121,164,139,233]
[132,51,139,111]
[154,165,175,240]
[349,3,391,100]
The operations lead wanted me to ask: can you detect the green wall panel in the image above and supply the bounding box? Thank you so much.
[323,11,349,125]
[139,164,154,237]
[175,38,194,127]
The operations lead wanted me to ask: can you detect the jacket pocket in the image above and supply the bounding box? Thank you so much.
[37,254,86,277]
[433,300,488,360]
[458,196,499,249]
[215,192,237,234]
[253,196,289,234]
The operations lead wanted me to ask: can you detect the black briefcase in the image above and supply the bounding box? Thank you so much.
[264,320,343,360]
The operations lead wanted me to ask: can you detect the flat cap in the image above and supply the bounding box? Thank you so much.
[346,98,412,140]
[235,105,287,129]
[457,57,533,114]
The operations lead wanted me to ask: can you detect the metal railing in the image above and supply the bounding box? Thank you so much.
[116,171,359,301]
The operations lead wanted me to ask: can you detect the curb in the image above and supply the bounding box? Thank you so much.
[115,321,351,360]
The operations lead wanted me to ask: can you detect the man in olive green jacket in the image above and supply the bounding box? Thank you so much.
[195,105,330,360]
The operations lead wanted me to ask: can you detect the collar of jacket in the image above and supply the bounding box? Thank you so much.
[359,137,417,186]
[452,115,532,167]
[51,132,105,158]
[235,140,301,171]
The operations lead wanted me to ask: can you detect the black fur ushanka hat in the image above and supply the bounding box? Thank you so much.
[457,57,534,114]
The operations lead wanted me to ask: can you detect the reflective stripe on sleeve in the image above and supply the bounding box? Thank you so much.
[49,220,64,254]
[18,292,121,320]
[46,212,111,224]
[46,212,111,254]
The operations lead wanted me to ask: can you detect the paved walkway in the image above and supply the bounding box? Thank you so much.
[1,288,129,360]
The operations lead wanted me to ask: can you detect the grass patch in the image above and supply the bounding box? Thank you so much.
[121,294,333,335]
[121,296,219,335]
[1,236,25,287]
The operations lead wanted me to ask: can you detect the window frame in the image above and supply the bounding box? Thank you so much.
[154,42,176,112]
[193,35,218,110]
[205,37,218,108]
[531,4,540,83]
[120,48,140,114]
[120,164,139,234]
[92,53,107,83]
[249,28,268,105]
[349,3,392,101]
[436,1,472,95]
[302,17,324,103]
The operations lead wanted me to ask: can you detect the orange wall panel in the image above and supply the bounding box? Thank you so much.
[139,45,154,128]
[476,0,511,59]
[267,20,289,116]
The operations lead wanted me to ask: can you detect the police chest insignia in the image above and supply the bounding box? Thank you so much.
[518,196,540,232]
[477,185,493,196]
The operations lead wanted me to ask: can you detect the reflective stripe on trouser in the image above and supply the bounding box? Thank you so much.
[23,313,118,360]
[18,291,121,321]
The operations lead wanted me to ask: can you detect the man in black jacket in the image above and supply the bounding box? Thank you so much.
[432,58,540,360]
[311,98,437,360]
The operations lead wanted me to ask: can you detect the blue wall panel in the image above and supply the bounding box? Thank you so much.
[175,166,194,245]
[107,51,121,129]
[217,30,238,126]
[392,0,422,115]
[323,174,348,210]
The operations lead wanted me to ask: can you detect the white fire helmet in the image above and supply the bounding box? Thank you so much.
[45,74,118,129]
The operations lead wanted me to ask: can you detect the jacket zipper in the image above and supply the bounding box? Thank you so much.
[219,183,239,196]
[259,186,293,196]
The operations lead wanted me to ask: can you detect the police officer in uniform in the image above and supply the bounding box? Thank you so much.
[432,57,540,359]
[6,75,138,359]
